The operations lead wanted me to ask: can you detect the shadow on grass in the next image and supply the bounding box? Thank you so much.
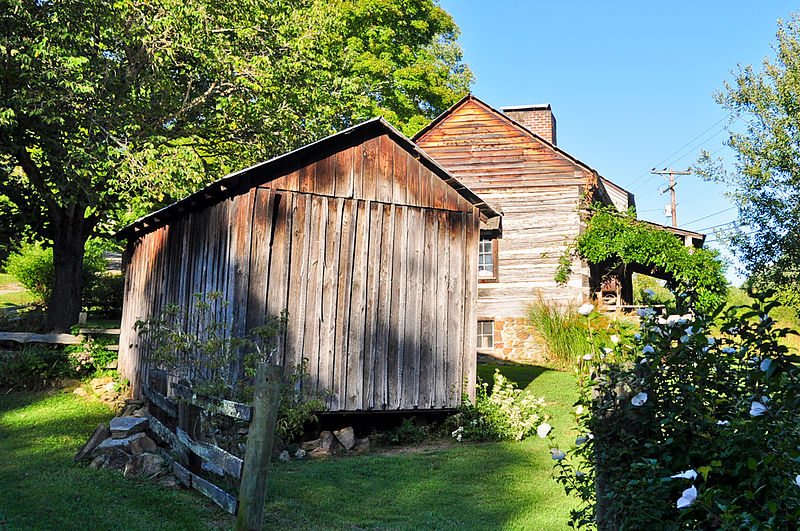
[265,441,562,530]
[477,363,555,392]
[0,390,231,531]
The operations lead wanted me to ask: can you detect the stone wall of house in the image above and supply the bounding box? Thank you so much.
[489,317,547,363]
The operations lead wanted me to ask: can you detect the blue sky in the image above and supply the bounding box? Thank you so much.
[439,1,798,284]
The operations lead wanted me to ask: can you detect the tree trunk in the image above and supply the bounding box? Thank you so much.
[46,213,91,332]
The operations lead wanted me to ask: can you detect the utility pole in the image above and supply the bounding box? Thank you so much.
[652,168,690,227]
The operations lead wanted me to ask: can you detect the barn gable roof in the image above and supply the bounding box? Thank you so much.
[117,117,500,241]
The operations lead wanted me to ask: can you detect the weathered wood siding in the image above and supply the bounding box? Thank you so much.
[119,133,478,411]
[416,98,593,316]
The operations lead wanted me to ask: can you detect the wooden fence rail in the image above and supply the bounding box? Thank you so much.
[141,362,281,526]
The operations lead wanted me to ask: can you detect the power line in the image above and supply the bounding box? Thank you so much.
[683,206,738,226]
[628,116,729,191]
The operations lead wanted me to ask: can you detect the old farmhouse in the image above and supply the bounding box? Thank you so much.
[117,117,501,412]
[415,95,704,361]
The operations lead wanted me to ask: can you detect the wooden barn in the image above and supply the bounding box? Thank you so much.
[414,95,704,361]
[116,117,501,412]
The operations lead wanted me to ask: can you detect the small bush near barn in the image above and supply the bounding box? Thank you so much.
[545,291,800,529]
[447,369,549,442]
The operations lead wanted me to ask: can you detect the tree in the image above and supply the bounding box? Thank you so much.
[697,12,800,308]
[0,0,472,331]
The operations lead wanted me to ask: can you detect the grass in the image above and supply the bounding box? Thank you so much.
[0,363,579,530]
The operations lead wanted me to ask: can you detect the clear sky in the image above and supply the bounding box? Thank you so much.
[439,0,798,284]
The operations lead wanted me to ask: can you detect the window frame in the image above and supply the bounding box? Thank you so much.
[477,319,494,350]
[478,237,498,283]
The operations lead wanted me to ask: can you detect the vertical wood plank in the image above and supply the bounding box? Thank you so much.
[363,202,383,409]
[303,196,326,392]
[315,155,336,197]
[318,197,343,402]
[377,135,393,204]
[447,212,465,407]
[246,189,275,334]
[285,195,311,378]
[332,200,356,411]
[462,210,479,404]
[283,170,300,192]
[374,205,394,409]
[266,192,292,367]
[405,151,419,209]
[346,200,369,410]
[391,142,406,205]
[361,137,379,202]
[335,147,355,199]
[231,190,257,340]
[299,163,316,195]
[387,206,408,409]
[402,207,423,409]
[418,209,437,409]
[434,210,450,408]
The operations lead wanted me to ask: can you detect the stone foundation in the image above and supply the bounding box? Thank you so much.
[482,317,547,363]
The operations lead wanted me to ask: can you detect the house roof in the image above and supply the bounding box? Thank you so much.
[117,116,501,241]
[414,94,611,182]
[640,220,706,247]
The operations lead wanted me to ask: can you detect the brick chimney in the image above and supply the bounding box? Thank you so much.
[501,104,557,145]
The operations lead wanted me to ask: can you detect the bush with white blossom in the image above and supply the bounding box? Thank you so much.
[447,369,549,442]
[545,290,800,529]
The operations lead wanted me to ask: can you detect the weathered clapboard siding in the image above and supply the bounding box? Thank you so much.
[118,120,493,412]
[416,98,599,320]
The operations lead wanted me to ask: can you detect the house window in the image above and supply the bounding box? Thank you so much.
[477,320,494,349]
[478,238,497,281]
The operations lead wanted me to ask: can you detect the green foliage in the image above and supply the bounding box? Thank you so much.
[547,293,800,529]
[447,370,549,442]
[632,273,675,310]
[64,334,118,378]
[526,297,635,368]
[275,359,329,443]
[4,240,108,308]
[0,346,74,390]
[567,205,727,313]
[376,416,432,446]
[134,292,287,401]
[696,13,800,314]
[0,0,472,330]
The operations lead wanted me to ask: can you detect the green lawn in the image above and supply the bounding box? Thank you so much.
[0,364,578,530]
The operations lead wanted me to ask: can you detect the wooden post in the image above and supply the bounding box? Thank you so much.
[177,378,202,474]
[235,363,282,531]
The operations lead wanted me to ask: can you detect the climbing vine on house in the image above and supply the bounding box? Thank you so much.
[556,205,727,313]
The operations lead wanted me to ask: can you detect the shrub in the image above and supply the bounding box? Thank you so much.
[526,297,634,368]
[0,346,75,390]
[447,369,549,442]
[4,240,108,307]
[135,292,326,445]
[546,292,800,529]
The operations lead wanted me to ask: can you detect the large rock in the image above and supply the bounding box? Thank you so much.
[90,448,131,471]
[90,376,114,391]
[308,447,331,458]
[109,416,148,439]
[93,432,147,456]
[128,434,158,456]
[334,427,356,450]
[123,453,165,479]
[300,439,321,452]
[72,387,88,397]
[74,424,110,462]
[319,431,342,454]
